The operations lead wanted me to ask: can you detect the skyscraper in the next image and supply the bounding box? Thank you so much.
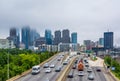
[45,29,52,45]
[22,26,30,49]
[62,29,70,43]
[99,38,104,46]
[71,32,77,43]
[54,30,61,45]
[30,29,40,46]
[104,32,113,49]
[7,27,20,48]
[84,40,92,50]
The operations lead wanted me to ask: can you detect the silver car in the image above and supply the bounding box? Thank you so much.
[88,73,94,80]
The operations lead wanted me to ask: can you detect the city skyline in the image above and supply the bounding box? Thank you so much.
[0,0,120,46]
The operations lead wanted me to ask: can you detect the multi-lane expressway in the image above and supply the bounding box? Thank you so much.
[15,52,70,81]
[15,52,117,81]
[66,55,116,81]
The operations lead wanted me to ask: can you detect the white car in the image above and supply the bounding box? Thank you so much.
[45,68,52,73]
[78,71,84,76]
[31,65,40,75]
[50,64,55,68]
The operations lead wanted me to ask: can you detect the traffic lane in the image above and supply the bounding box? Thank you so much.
[28,54,62,81]
[33,53,66,81]
[66,65,106,81]
[92,67,107,81]
[48,56,74,81]
[38,60,62,81]
[15,53,62,81]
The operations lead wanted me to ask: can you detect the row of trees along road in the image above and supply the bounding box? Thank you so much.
[0,49,57,81]
[104,56,120,80]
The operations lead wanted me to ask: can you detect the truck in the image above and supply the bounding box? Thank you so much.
[77,62,84,71]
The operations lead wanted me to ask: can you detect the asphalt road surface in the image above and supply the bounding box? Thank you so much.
[66,55,116,81]
[15,52,69,81]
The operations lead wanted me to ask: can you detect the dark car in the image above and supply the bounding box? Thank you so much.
[96,68,101,72]
[55,66,62,72]
[72,65,76,69]
[68,72,73,78]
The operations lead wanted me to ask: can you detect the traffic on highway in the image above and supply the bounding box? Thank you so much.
[15,52,116,81]
[15,52,75,81]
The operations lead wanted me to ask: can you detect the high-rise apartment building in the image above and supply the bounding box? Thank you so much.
[99,38,104,46]
[30,29,40,46]
[22,26,30,49]
[7,27,20,48]
[62,29,70,43]
[104,32,113,49]
[71,32,77,43]
[45,29,52,45]
[54,30,61,45]
[84,40,92,50]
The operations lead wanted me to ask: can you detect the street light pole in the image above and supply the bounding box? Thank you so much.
[7,49,9,79]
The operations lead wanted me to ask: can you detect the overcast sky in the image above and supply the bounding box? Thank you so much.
[0,0,120,46]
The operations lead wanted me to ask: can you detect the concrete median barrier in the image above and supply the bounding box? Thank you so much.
[56,56,77,81]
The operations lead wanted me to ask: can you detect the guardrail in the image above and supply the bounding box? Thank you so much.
[56,56,77,81]
[6,53,58,81]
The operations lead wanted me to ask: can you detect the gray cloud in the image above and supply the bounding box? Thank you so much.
[0,0,120,45]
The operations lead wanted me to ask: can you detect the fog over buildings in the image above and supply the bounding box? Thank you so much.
[0,0,120,46]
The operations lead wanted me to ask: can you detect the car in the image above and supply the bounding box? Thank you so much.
[78,71,84,76]
[55,66,62,72]
[57,58,61,61]
[43,63,49,68]
[84,58,88,63]
[85,63,89,67]
[72,65,76,69]
[63,61,68,65]
[88,73,94,80]
[87,68,92,72]
[45,68,51,73]
[50,64,55,68]
[96,68,101,72]
[68,72,73,78]
[31,65,40,75]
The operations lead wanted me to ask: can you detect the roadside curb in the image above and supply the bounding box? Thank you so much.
[6,53,58,81]
[103,62,120,81]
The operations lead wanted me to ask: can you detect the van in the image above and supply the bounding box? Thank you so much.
[32,65,40,75]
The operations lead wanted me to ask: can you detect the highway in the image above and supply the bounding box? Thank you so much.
[15,52,69,81]
[15,52,117,81]
[66,55,116,81]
